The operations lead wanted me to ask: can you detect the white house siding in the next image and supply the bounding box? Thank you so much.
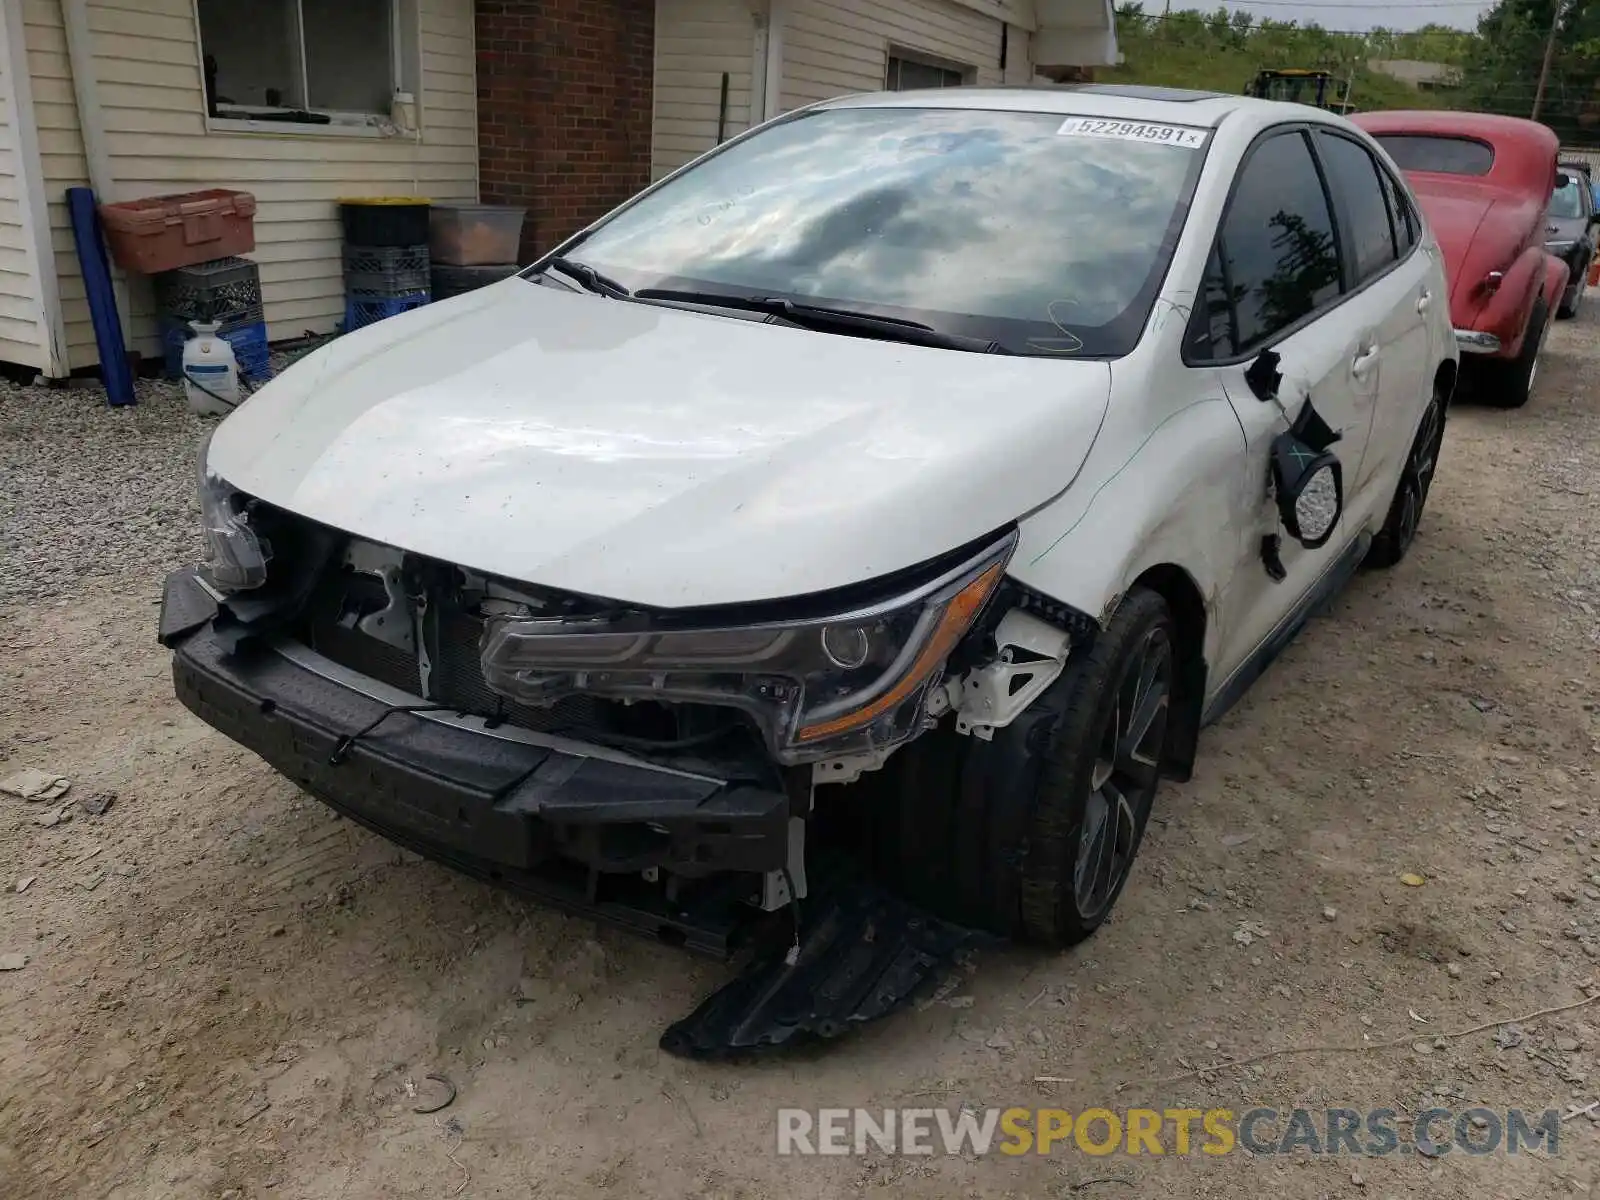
[27,0,478,369]
[781,0,1009,110]
[652,0,756,181]
[23,0,90,369]
[0,7,43,368]
[1003,23,1034,85]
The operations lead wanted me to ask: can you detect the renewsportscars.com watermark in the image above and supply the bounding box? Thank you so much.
[775,1107,1563,1157]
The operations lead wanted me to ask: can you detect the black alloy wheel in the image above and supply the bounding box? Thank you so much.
[858,589,1178,950]
[1367,385,1447,569]
[1072,623,1173,923]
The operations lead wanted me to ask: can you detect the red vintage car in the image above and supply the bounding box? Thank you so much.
[1352,110,1569,408]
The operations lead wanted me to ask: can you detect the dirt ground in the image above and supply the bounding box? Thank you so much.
[3,316,1599,1200]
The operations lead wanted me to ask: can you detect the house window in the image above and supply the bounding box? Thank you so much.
[197,0,417,127]
[886,53,968,91]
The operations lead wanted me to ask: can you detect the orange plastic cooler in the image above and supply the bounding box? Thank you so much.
[99,189,257,275]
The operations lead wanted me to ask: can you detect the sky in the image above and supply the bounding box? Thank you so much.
[1209,0,1495,32]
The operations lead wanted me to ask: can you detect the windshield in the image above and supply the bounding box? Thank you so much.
[1550,173,1587,219]
[554,106,1210,357]
[1372,134,1494,176]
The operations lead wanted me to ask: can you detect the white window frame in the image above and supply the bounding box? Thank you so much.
[192,0,421,140]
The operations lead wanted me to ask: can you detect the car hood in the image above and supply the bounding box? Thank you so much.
[208,278,1113,608]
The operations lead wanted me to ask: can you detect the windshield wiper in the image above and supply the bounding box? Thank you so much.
[633,288,1003,353]
[540,256,631,298]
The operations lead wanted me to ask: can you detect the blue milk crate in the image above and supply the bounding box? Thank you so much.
[160,317,272,383]
[344,291,430,331]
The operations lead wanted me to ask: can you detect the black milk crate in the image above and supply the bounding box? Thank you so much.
[153,256,264,327]
[430,262,521,300]
[343,243,429,297]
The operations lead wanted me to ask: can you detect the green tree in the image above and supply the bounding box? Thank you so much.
[1459,0,1600,138]
[1260,212,1340,333]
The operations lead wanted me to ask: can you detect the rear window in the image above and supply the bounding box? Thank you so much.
[1372,134,1494,176]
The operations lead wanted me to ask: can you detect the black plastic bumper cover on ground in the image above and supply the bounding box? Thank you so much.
[659,875,989,1060]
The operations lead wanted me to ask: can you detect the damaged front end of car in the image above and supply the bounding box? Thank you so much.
[162,437,1064,1056]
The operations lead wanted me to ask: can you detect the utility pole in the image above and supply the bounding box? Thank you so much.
[1532,0,1563,121]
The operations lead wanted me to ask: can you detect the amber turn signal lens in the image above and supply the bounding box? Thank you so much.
[794,561,1006,743]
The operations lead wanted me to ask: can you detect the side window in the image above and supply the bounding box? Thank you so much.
[1190,245,1237,360]
[1216,131,1342,356]
[1315,132,1398,282]
[1377,165,1417,254]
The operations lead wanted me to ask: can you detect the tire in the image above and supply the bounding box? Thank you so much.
[881,588,1176,948]
[1365,381,1447,570]
[1558,270,1584,319]
[1484,297,1548,409]
[1016,588,1175,945]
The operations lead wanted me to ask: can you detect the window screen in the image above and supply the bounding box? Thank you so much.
[886,55,966,90]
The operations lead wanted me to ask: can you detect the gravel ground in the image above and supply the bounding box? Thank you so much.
[0,375,209,608]
[0,347,323,609]
[2,322,1600,1199]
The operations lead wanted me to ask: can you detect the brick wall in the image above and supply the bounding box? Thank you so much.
[476,0,655,260]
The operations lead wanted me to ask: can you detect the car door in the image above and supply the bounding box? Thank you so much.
[1313,127,1434,503]
[1183,126,1378,687]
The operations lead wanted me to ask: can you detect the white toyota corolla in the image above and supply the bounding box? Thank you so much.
[162,84,1456,1051]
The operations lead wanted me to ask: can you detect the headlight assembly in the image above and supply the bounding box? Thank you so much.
[479,532,1017,762]
[196,429,270,592]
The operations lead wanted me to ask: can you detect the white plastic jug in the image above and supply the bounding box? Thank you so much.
[182,320,240,416]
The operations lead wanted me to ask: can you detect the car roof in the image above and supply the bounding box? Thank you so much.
[1351,108,1553,142]
[1351,108,1559,192]
[815,84,1298,130]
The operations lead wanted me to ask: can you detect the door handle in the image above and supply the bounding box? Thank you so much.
[1417,289,1432,315]
[1351,345,1380,377]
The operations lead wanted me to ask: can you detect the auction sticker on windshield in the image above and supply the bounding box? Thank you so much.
[1056,118,1206,148]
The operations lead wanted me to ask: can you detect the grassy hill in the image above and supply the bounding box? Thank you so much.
[1099,8,1462,112]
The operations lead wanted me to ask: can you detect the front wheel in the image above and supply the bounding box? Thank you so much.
[874,589,1175,948]
[1018,589,1174,945]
